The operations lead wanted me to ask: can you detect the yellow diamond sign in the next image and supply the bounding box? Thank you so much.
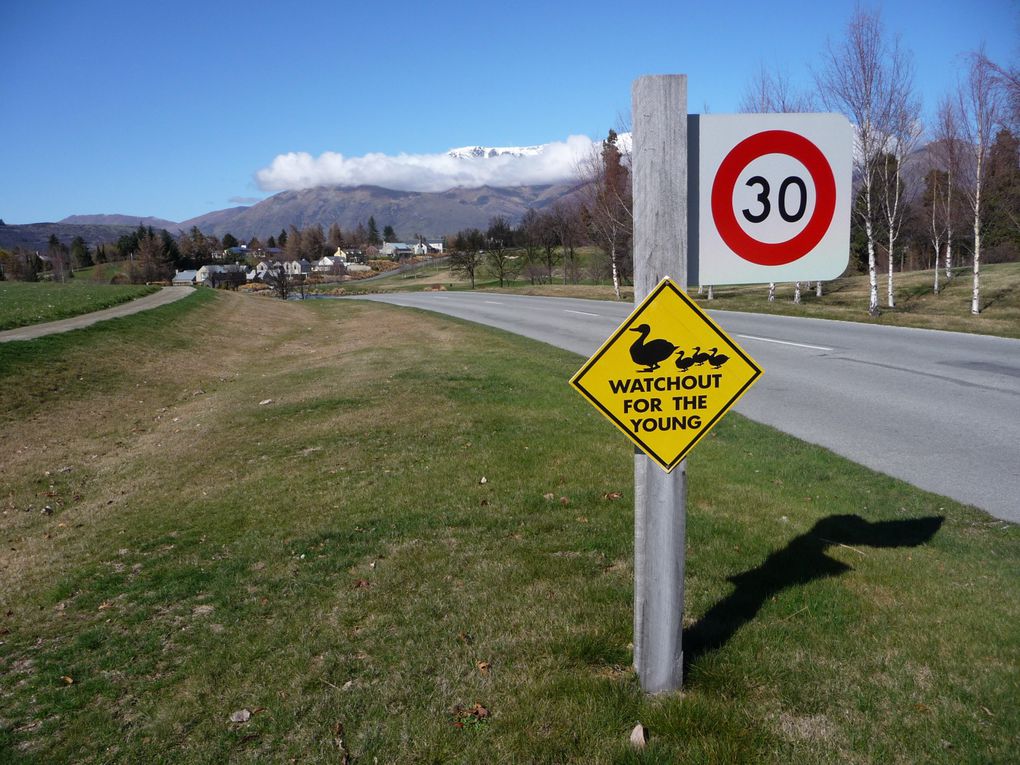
[570,277,763,472]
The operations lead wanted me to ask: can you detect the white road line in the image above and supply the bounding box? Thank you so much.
[564,309,601,317]
[737,334,834,352]
[484,300,504,305]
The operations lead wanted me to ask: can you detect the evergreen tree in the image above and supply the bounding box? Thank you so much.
[222,232,239,249]
[382,224,396,243]
[367,216,381,246]
[70,236,92,269]
[983,128,1020,260]
[327,223,344,250]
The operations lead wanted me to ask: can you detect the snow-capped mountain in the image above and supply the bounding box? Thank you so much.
[446,144,545,159]
[446,133,631,161]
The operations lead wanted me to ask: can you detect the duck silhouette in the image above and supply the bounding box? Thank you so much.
[691,346,712,366]
[629,324,679,372]
[707,347,730,369]
[675,349,697,372]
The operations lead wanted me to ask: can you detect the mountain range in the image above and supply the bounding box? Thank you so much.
[0,182,581,252]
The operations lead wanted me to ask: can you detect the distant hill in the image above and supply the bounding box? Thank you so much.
[60,214,179,230]
[0,221,144,253]
[176,184,581,240]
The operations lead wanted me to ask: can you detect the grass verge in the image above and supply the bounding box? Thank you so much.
[335,259,1020,339]
[1,291,1017,763]
[0,282,160,330]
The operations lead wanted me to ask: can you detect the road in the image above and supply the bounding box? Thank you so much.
[351,291,1020,524]
[0,286,194,343]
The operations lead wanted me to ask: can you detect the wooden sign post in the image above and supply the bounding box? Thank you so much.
[631,75,688,692]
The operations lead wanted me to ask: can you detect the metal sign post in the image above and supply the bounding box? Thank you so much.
[631,75,687,692]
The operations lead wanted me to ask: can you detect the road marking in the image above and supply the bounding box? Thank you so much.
[564,309,601,317]
[484,301,504,305]
[737,334,833,352]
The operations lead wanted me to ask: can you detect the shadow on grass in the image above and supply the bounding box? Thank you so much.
[683,513,944,676]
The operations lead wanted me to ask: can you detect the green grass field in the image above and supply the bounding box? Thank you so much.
[0,281,159,331]
[1,291,1017,763]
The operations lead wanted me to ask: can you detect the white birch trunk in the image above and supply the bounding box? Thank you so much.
[972,174,982,314]
[610,243,621,300]
[865,188,879,315]
[945,168,954,281]
[887,229,895,308]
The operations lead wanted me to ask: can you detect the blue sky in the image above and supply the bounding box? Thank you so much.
[1,0,1016,225]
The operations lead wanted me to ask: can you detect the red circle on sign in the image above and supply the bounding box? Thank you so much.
[711,130,836,266]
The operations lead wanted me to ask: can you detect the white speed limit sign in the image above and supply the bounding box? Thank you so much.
[694,113,852,285]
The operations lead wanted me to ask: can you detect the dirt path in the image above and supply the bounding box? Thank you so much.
[0,286,195,343]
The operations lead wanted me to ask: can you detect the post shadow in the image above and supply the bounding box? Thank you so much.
[682,513,944,675]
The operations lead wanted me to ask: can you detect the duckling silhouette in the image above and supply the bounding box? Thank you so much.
[691,346,711,366]
[675,349,697,372]
[629,324,679,372]
[707,347,730,369]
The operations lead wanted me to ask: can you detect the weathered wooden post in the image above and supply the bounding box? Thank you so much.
[631,75,688,692]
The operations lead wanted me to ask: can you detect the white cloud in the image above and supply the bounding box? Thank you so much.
[254,135,601,192]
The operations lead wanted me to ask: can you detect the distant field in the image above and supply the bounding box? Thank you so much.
[0,281,159,330]
[1,291,1016,763]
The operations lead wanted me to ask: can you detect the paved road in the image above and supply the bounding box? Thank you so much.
[352,291,1020,524]
[0,286,194,343]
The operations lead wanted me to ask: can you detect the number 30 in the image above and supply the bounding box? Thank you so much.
[742,176,807,224]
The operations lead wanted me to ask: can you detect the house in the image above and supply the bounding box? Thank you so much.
[253,260,283,281]
[412,240,444,256]
[313,255,346,273]
[172,270,197,286]
[338,248,366,264]
[195,264,224,284]
[283,259,311,276]
[196,263,246,285]
[380,242,414,259]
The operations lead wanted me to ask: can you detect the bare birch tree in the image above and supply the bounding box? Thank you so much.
[923,166,949,295]
[955,50,1003,314]
[740,63,815,113]
[816,7,913,316]
[578,131,632,300]
[933,97,961,284]
[876,77,922,308]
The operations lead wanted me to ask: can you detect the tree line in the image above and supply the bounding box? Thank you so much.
[743,7,1019,315]
[0,214,410,284]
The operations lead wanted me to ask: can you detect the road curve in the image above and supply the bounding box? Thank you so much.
[0,286,195,343]
[349,291,1020,524]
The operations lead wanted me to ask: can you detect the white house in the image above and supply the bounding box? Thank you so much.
[172,270,197,286]
[313,255,345,273]
[253,260,281,280]
[380,242,414,259]
[283,259,311,276]
[195,264,225,284]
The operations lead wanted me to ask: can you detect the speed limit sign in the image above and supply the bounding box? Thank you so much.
[694,113,852,285]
